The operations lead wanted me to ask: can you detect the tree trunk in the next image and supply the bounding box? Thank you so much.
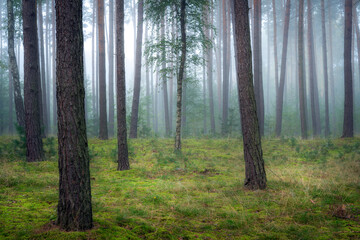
[108,0,115,137]
[321,0,330,137]
[92,0,96,121]
[7,0,25,129]
[129,0,144,138]
[98,0,108,139]
[298,0,308,139]
[45,0,51,126]
[234,0,266,190]
[328,0,336,135]
[307,0,321,137]
[272,0,279,97]
[275,0,291,137]
[175,0,186,151]
[161,18,171,137]
[52,0,56,133]
[253,0,264,136]
[116,0,130,170]
[216,0,222,114]
[145,25,150,129]
[222,0,229,135]
[343,0,353,138]
[56,0,93,231]
[38,1,48,136]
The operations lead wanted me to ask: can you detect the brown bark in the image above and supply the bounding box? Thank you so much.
[56,0,93,231]
[222,0,229,135]
[234,0,266,190]
[98,0,108,139]
[272,0,279,96]
[23,0,44,162]
[275,0,291,137]
[116,0,130,170]
[343,0,353,138]
[298,0,308,139]
[129,0,144,138]
[108,0,115,137]
[175,0,186,151]
[92,0,96,120]
[7,0,25,129]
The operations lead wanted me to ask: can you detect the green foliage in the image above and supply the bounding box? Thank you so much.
[0,137,359,239]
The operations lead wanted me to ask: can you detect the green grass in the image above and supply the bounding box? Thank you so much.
[0,137,359,239]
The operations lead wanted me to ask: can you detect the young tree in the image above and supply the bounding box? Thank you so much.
[98,0,108,140]
[234,0,266,190]
[117,0,130,170]
[298,0,308,139]
[7,0,25,129]
[343,0,353,138]
[108,0,115,137]
[56,0,93,230]
[275,0,291,137]
[23,0,44,162]
[129,0,144,139]
[272,0,279,96]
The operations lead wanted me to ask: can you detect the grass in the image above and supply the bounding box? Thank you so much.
[0,136,359,239]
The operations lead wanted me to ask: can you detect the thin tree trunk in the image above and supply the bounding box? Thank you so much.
[8,0,25,129]
[206,8,215,135]
[45,0,51,126]
[161,17,170,136]
[9,63,14,134]
[328,0,336,135]
[108,0,115,137]
[343,0,353,138]
[298,0,307,139]
[321,0,330,137]
[222,0,229,135]
[23,0,44,162]
[98,0,108,140]
[216,0,222,113]
[272,0,279,97]
[92,0,96,120]
[234,0,266,190]
[275,0,291,137]
[175,0,187,151]
[145,25,150,129]
[116,0,130,170]
[52,0,56,133]
[56,0,93,231]
[38,1,48,136]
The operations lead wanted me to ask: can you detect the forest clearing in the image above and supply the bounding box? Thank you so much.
[0,137,359,239]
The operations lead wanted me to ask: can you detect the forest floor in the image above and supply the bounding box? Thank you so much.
[0,136,359,239]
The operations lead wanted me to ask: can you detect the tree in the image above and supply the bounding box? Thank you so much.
[221,0,229,135]
[233,0,266,190]
[275,0,291,137]
[98,0,108,140]
[7,0,25,129]
[108,0,115,137]
[56,0,93,230]
[129,0,144,139]
[116,0,130,170]
[22,0,44,162]
[321,0,330,137]
[343,0,353,138]
[298,0,308,139]
[272,0,279,97]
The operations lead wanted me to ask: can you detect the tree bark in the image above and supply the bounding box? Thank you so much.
[275,0,291,137]
[129,0,144,138]
[98,0,108,139]
[92,0,96,121]
[222,0,229,135]
[343,0,353,138]
[52,0,57,133]
[272,0,279,97]
[161,18,171,137]
[116,0,130,170]
[298,0,308,139]
[23,0,44,162]
[38,1,48,136]
[7,0,25,129]
[108,0,115,137]
[56,0,93,231]
[175,0,186,151]
[328,0,336,135]
[234,0,266,190]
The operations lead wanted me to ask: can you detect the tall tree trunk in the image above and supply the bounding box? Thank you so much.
[23,0,44,162]
[234,0,266,190]
[328,0,336,135]
[321,0,330,137]
[108,0,115,137]
[38,1,48,135]
[52,0,56,133]
[222,0,229,135]
[161,18,171,137]
[206,8,215,135]
[56,0,93,231]
[216,0,222,114]
[98,0,108,140]
[272,0,279,97]
[307,0,321,136]
[175,0,187,151]
[7,0,25,129]
[45,0,51,126]
[298,0,308,139]
[9,64,14,134]
[116,0,130,170]
[92,0,96,121]
[275,0,291,137]
[343,0,353,138]
[355,6,360,82]
[253,0,264,136]
[145,25,150,129]
[129,0,144,138]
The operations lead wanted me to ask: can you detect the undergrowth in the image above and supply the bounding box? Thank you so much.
[0,137,359,239]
